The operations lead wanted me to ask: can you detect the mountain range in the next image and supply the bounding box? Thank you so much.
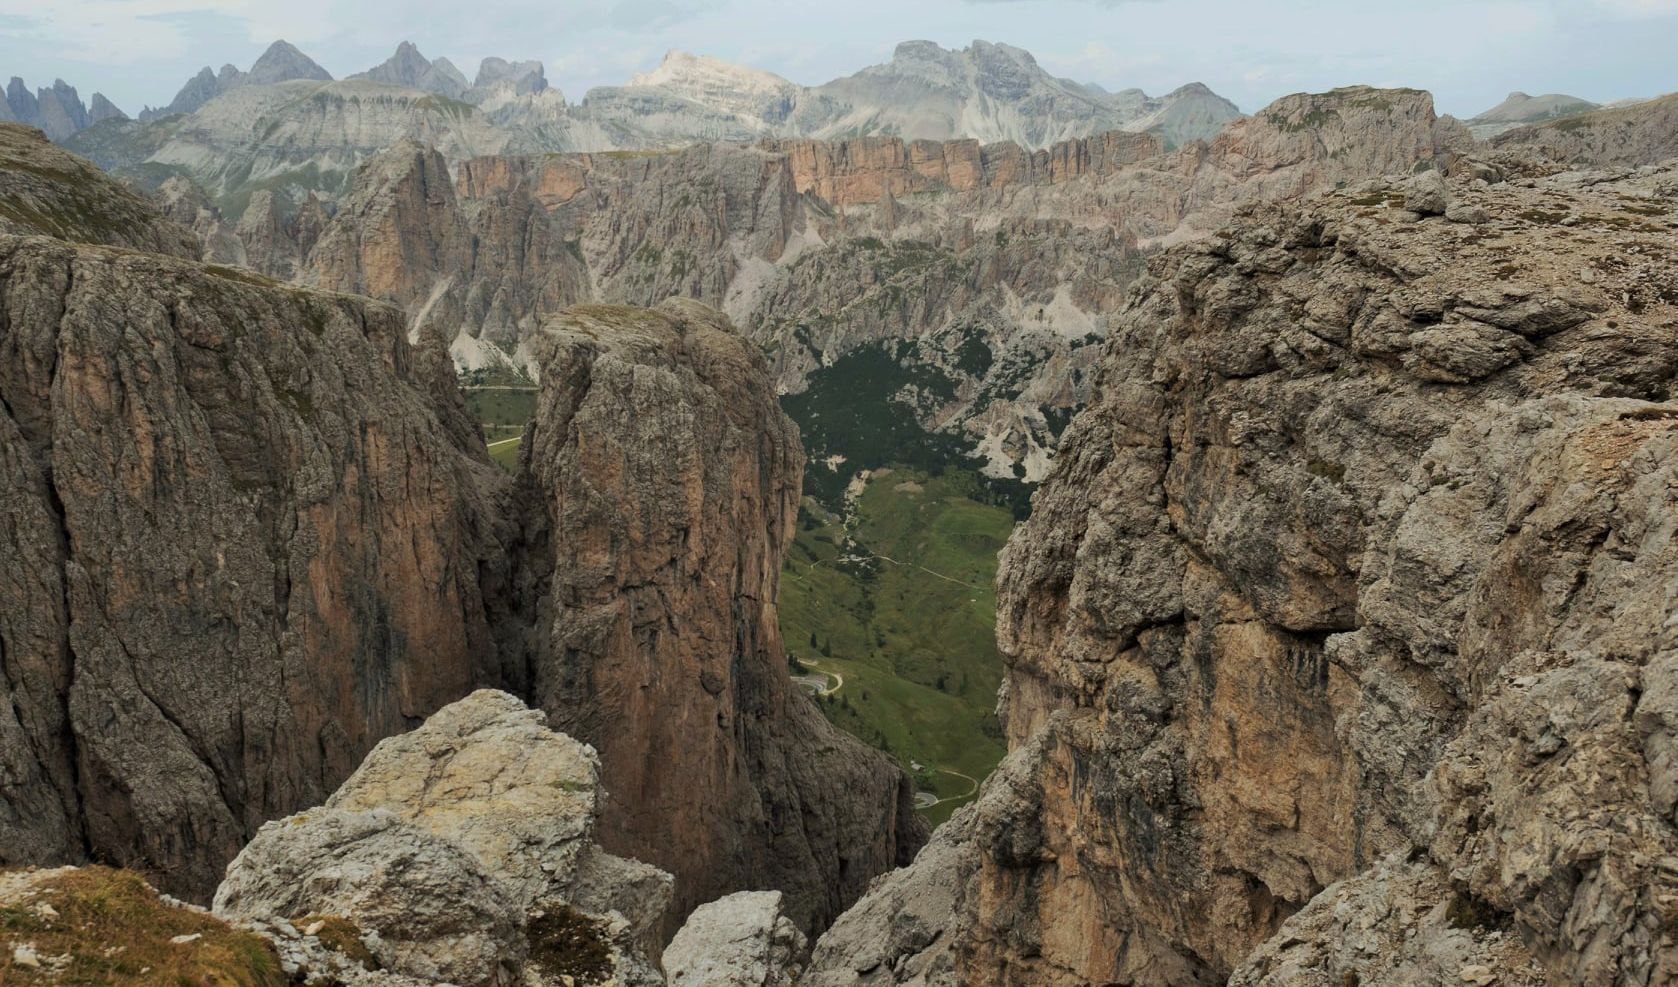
[2,53,1676,985]
[35,39,1237,194]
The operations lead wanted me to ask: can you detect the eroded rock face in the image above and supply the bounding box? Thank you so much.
[813,162,1678,984]
[0,232,505,899]
[499,299,925,930]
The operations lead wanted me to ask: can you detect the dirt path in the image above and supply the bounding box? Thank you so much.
[925,767,981,805]
[796,659,844,696]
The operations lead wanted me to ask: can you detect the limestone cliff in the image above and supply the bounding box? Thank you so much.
[1493,91,1678,168]
[497,300,924,930]
[810,160,1678,985]
[0,232,506,899]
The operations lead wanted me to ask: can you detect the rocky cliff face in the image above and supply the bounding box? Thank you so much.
[0,136,917,932]
[0,229,506,899]
[2,77,124,142]
[1493,92,1678,168]
[809,160,1678,985]
[788,40,1240,150]
[496,300,924,930]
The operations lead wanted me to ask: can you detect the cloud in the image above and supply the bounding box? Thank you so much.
[0,0,723,66]
[1589,0,1678,14]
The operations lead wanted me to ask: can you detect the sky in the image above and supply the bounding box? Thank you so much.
[1,0,1675,118]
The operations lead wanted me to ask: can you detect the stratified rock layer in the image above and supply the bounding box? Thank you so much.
[499,300,924,930]
[812,160,1678,985]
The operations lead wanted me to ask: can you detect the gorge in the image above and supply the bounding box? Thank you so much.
[1,29,1676,987]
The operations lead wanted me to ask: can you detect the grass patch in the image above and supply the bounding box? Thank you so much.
[780,467,1011,825]
[487,436,523,470]
[0,866,287,987]
[292,914,376,969]
[465,388,537,427]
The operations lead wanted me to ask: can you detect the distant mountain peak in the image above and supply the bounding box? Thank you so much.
[355,40,468,97]
[473,57,548,95]
[628,49,795,97]
[248,40,332,85]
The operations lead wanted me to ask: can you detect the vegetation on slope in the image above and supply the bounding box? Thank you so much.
[0,867,286,986]
[779,467,1012,825]
[465,387,536,471]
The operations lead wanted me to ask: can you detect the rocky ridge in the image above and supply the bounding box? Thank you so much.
[1468,90,1601,139]
[807,156,1678,985]
[73,37,1240,223]
[2,77,124,142]
[1493,91,1678,169]
[230,85,1466,485]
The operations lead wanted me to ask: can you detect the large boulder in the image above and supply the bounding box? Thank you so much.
[214,808,525,986]
[663,891,806,987]
[214,690,670,987]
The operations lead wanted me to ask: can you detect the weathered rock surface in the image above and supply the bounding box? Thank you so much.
[217,808,527,986]
[0,223,506,897]
[663,890,806,987]
[215,690,669,987]
[812,161,1678,984]
[0,122,197,256]
[499,300,925,930]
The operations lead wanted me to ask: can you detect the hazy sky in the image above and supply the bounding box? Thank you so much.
[2,0,1674,118]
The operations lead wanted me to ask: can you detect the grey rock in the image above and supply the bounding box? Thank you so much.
[86,93,126,124]
[247,40,333,86]
[664,890,806,987]
[1404,169,1452,215]
[354,42,469,98]
[471,57,548,96]
[214,809,526,987]
[820,162,1678,985]
[215,690,675,987]
[1445,201,1490,224]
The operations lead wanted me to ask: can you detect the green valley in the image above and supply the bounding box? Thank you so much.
[779,466,1013,825]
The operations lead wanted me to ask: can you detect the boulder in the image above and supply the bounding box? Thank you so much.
[1404,169,1452,215]
[214,808,524,986]
[664,891,806,987]
[214,690,673,987]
